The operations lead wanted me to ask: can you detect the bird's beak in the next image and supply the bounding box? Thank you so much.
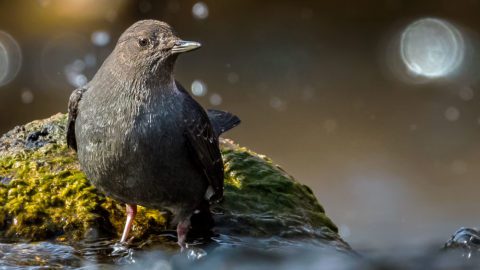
[172,40,202,54]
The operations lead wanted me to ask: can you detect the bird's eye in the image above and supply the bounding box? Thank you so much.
[138,38,150,47]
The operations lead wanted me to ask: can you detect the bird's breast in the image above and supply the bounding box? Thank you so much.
[77,90,186,171]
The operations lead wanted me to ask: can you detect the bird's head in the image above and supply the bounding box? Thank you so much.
[111,20,200,81]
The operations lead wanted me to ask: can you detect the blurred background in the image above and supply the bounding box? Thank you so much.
[0,0,479,250]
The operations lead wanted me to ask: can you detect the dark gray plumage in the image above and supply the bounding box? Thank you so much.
[66,20,240,249]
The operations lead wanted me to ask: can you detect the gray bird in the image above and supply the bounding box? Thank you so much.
[66,20,240,249]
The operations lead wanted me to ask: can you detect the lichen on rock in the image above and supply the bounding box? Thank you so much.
[0,113,347,251]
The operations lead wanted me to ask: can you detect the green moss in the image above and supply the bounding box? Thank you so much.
[213,143,338,239]
[0,114,166,241]
[0,113,342,246]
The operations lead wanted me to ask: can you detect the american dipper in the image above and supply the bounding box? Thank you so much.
[66,20,240,249]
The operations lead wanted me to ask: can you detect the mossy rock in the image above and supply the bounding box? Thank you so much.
[0,114,348,250]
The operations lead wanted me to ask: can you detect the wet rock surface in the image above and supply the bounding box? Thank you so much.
[0,113,349,253]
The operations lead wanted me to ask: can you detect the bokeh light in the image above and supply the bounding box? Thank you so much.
[42,0,127,21]
[191,80,207,96]
[20,89,34,104]
[458,86,474,101]
[209,93,222,106]
[269,96,286,111]
[192,2,209,20]
[64,59,88,87]
[40,33,91,88]
[444,106,460,121]
[91,31,111,47]
[400,18,464,78]
[226,72,239,84]
[0,31,22,87]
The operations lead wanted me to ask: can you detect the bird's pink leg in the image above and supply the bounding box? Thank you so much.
[120,204,137,243]
[177,218,191,251]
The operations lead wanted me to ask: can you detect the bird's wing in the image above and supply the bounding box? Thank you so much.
[177,83,224,202]
[66,87,87,151]
[207,109,241,137]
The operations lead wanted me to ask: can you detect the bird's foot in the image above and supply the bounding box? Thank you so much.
[177,218,191,252]
[120,204,137,243]
[179,243,188,253]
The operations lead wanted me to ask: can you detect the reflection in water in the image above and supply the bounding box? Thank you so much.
[0,241,79,268]
[0,234,479,269]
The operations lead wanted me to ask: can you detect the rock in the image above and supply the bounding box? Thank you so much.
[0,114,349,251]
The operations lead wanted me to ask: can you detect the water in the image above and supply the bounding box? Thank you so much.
[1,228,479,269]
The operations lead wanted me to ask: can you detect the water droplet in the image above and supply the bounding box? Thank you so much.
[209,93,222,106]
[186,247,207,260]
[91,31,111,47]
[192,2,209,20]
[191,80,207,96]
[445,106,460,122]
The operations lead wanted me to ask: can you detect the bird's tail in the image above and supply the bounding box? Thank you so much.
[207,109,241,137]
